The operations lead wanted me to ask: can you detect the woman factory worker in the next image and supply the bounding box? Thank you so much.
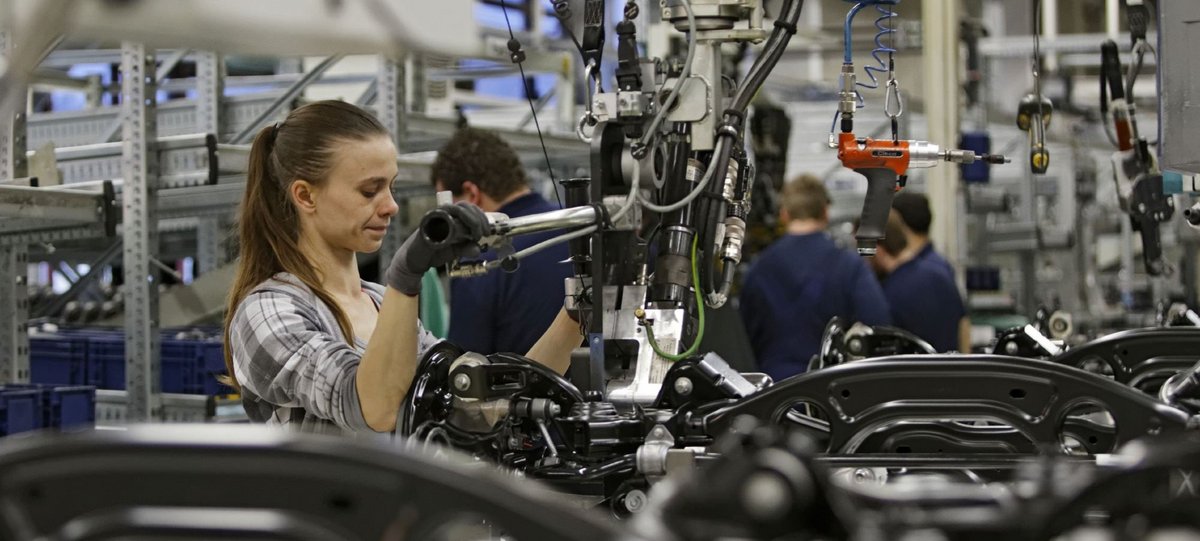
[221,100,583,434]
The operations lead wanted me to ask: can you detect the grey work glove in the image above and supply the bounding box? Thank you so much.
[386,202,488,296]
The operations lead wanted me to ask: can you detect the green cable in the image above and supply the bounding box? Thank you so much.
[643,235,705,362]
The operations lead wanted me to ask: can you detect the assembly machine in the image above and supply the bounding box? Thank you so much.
[398,2,1200,530]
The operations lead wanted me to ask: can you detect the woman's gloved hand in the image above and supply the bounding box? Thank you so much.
[386,203,488,296]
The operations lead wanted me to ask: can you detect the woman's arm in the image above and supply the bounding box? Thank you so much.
[363,202,488,431]
[356,288,421,431]
[525,308,585,375]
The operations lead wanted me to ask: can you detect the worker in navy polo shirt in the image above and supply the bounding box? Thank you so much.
[739,174,892,381]
[431,127,572,354]
[870,209,970,352]
[891,191,954,280]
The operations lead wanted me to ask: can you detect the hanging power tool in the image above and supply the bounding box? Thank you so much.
[1016,94,1052,175]
[832,0,1008,255]
[1100,0,1173,276]
[1016,2,1052,175]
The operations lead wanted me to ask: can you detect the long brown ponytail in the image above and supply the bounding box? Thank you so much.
[221,100,389,389]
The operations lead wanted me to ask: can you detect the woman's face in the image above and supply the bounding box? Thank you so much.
[307,135,400,254]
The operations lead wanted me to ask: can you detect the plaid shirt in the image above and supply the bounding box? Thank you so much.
[229,273,438,434]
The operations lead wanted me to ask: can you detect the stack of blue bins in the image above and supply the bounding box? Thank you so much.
[29,327,232,396]
[0,384,96,436]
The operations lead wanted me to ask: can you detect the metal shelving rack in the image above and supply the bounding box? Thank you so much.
[0,30,31,387]
[0,34,590,422]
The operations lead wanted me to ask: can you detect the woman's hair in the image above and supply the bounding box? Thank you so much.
[221,100,389,389]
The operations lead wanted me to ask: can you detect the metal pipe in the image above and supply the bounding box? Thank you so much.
[1042,0,1059,72]
[495,206,599,237]
[1105,0,1120,37]
[421,205,600,247]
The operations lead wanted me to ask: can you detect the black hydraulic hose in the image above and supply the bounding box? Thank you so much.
[697,151,730,295]
[713,158,750,299]
[714,259,736,299]
[695,0,803,293]
[729,0,804,112]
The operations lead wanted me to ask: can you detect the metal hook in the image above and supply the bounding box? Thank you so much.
[583,60,601,112]
[885,78,903,119]
[576,60,602,143]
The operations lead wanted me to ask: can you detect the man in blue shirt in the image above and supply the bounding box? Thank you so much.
[431,127,573,354]
[891,192,954,280]
[739,174,892,381]
[871,208,970,352]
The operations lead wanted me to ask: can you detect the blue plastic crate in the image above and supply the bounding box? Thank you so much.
[6,384,95,430]
[85,333,126,390]
[160,340,201,394]
[41,385,95,429]
[30,335,89,385]
[0,388,43,436]
[36,328,232,396]
[92,336,206,394]
[199,341,234,395]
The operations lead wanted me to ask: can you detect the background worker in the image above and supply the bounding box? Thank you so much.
[872,207,971,352]
[739,174,892,380]
[431,127,575,354]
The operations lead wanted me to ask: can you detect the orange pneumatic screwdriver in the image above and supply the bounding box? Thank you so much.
[837,131,1009,255]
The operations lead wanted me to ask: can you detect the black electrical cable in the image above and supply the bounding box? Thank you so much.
[696,0,804,295]
[730,0,805,112]
[499,2,565,208]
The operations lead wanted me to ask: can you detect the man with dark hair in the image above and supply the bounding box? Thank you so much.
[739,174,891,380]
[869,210,968,352]
[891,191,953,278]
[887,192,970,351]
[863,211,910,279]
[431,127,572,354]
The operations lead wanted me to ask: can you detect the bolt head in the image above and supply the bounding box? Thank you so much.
[1005,341,1019,355]
[673,377,694,396]
[453,373,472,392]
[624,489,648,513]
[853,468,876,483]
